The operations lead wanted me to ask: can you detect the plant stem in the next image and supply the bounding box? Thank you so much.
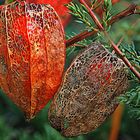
[66,4,138,47]
[79,0,104,30]
[104,31,140,80]
[109,4,137,25]
[66,29,98,47]
[77,0,140,80]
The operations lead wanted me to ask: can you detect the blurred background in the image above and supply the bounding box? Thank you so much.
[0,0,140,140]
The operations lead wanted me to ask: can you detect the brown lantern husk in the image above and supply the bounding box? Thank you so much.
[48,42,128,137]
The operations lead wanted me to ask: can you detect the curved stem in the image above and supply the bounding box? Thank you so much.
[104,31,140,80]
[76,0,140,80]
[66,4,137,47]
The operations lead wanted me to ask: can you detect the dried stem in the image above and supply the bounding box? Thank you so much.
[66,4,138,47]
[77,0,140,80]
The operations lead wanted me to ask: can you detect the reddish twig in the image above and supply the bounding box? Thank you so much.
[117,37,124,47]
[66,30,98,47]
[79,0,104,30]
[112,36,124,54]
[104,31,140,80]
[77,0,140,80]
[66,4,138,47]
[109,4,137,25]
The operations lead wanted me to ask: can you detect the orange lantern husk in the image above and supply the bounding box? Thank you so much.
[0,0,65,119]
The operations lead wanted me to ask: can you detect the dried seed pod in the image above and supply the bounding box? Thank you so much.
[0,1,65,119]
[48,42,128,137]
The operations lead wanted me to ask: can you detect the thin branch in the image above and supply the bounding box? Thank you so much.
[78,0,140,80]
[91,1,103,11]
[66,4,138,47]
[112,36,124,54]
[116,37,124,47]
[66,29,98,47]
[109,4,137,25]
[104,31,140,80]
[79,0,104,30]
